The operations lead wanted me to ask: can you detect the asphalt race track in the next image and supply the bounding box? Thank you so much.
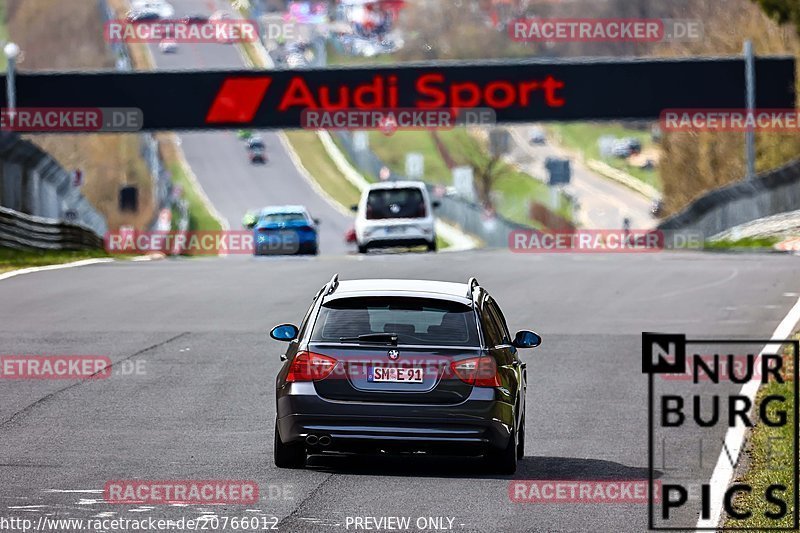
[150,0,352,254]
[1,2,800,533]
[2,250,799,531]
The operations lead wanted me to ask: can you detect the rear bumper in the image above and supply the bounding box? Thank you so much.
[253,231,317,255]
[362,237,433,249]
[276,382,514,454]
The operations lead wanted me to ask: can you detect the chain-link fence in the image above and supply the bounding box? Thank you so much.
[333,131,530,248]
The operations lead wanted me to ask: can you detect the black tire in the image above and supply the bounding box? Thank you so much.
[273,422,306,469]
[486,425,518,474]
[357,244,369,254]
[427,239,437,253]
[516,415,525,460]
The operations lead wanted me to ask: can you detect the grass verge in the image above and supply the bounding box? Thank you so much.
[547,122,661,191]
[704,236,781,250]
[725,334,797,529]
[284,130,362,208]
[368,131,452,184]
[157,134,222,232]
[0,247,111,274]
[367,128,569,226]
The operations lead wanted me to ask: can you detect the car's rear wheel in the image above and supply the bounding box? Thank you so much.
[427,239,437,253]
[486,422,518,474]
[273,422,306,469]
[357,244,369,254]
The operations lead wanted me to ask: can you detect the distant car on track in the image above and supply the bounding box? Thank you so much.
[352,181,439,254]
[651,198,664,218]
[611,140,632,158]
[209,10,231,21]
[181,14,209,24]
[247,136,266,150]
[244,206,319,256]
[126,9,161,21]
[270,275,541,473]
[249,146,268,164]
[158,39,177,53]
[528,127,546,145]
[130,0,174,18]
[344,226,357,244]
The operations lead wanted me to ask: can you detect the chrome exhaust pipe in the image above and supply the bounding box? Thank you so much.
[305,435,318,445]
[318,435,331,447]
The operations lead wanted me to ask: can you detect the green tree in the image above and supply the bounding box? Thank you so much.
[751,0,800,35]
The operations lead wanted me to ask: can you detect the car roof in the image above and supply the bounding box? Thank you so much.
[324,279,473,304]
[366,180,427,191]
[258,205,308,216]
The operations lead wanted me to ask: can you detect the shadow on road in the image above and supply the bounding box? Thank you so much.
[306,453,661,481]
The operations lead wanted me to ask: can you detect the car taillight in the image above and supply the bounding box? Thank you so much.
[450,357,501,387]
[286,351,337,382]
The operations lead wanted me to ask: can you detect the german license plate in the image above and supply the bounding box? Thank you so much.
[368,366,423,383]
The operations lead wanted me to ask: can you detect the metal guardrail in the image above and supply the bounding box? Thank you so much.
[0,206,104,250]
[0,132,108,236]
[658,158,800,238]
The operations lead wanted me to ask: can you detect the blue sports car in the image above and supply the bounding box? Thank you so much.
[243,206,320,256]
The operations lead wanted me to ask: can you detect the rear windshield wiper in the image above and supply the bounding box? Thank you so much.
[339,333,398,345]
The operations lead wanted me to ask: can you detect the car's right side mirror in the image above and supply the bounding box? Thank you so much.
[350,204,359,212]
[512,330,541,348]
[432,200,441,208]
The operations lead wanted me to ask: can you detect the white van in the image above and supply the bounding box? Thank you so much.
[352,181,438,253]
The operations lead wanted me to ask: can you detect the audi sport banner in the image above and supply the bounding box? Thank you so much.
[1,57,794,130]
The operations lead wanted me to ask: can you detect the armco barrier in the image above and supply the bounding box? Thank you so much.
[0,206,104,250]
[0,132,107,236]
[658,158,800,238]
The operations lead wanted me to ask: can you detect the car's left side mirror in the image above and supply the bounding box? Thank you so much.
[313,218,321,225]
[512,330,541,348]
[270,323,298,342]
[432,200,441,208]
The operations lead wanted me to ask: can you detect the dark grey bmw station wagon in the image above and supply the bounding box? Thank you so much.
[270,275,541,473]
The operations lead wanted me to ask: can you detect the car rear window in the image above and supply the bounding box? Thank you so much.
[260,213,306,224]
[312,297,479,346]
[366,188,426,220]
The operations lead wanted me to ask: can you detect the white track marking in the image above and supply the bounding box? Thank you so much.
[0,259,114,282]
[696,296,800,529]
